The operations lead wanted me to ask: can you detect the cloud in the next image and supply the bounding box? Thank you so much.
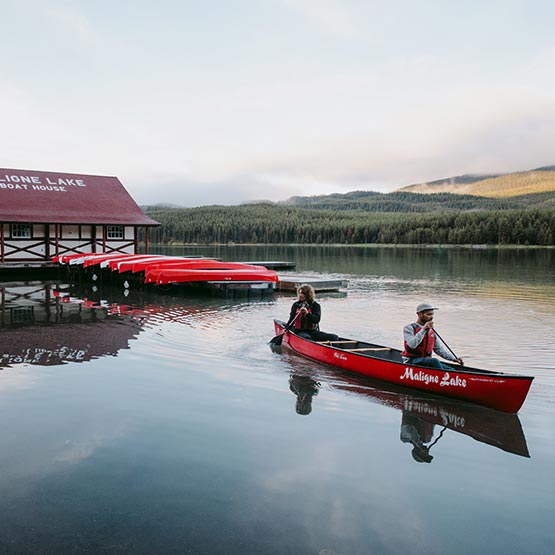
[0,366,38,391]
[0,84,71,166]
[2,1,555,205]
[3,68,553,206]
[44,4,98,47]
[195,82,554,196]
[122,78,555,205]
[282,0,370,41]
[128,174,271,207]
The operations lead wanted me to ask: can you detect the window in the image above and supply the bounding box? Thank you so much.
[107,225,124,239]
[11,223,32,238]
[12,306,35,324]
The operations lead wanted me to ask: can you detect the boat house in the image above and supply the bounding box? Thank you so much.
[0,168,159,266]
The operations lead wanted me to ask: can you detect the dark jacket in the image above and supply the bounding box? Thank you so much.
[286,300,321,331]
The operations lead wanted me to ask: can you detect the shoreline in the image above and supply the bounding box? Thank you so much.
[145,243,555,250]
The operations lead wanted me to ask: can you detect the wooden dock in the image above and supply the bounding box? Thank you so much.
[277,275,347,293]
[0,262,60,280]
[243,261,296,270]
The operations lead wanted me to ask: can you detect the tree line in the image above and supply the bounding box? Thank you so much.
[285,190,555,211]
[143,204,555,246]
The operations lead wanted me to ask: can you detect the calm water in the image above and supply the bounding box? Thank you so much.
[0,246,554,554]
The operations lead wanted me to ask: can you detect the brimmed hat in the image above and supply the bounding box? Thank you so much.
[416,302,438,313]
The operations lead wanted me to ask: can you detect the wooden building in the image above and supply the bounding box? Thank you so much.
[0,168,159,266]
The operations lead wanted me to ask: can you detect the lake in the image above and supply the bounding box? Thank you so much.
[0,246,553,554]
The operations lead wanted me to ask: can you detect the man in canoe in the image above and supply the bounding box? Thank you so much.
[285,284,339,342]
[402,303,464,370]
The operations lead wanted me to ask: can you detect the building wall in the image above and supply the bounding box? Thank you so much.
[1,223,138,262]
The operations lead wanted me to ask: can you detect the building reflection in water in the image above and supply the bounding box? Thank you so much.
[0,281,213,369]
[280,351,530,462]
[0,281,146,368]
[1,280,273,369]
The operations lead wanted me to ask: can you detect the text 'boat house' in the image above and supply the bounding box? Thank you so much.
[0,168,159,267]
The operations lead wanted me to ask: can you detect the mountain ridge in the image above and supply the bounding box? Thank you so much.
[279,165,555,209]
[398,166,555,196]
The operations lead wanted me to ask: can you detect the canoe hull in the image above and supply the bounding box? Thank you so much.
[273,320,533,413]
[154,267,278,285]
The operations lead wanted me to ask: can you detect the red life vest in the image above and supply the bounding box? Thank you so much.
[294,303,316,330]
[402,323,435,358]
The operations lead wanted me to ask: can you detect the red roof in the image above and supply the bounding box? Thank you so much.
[0,168,159,225]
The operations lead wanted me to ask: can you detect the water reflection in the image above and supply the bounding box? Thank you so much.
[400,412,442,463]
[154,244,555,287]
[0,280,274,369]
[0,248,551,554]
[282,353,530,461]
[0,282,144,368]
[289,373,320,415]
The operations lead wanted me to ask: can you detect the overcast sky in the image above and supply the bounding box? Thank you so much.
[2,0,555,206]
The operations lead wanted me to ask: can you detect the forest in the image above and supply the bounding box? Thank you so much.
[143,199,555,246]
[284,190,555,211]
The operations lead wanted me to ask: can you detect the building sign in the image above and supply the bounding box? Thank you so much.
[0,173,87,193]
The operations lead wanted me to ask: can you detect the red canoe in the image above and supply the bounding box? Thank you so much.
[83,253,137,268]
[54,252,95,264]
[154,266,279,285]
[117,256,211,274]
[273,320,534,413]
[139,259,223,280]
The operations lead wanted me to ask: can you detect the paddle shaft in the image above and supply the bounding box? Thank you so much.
[432,328,460,361]
[269,311,302,345]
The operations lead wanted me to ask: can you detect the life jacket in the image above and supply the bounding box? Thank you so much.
[402,323,435,358]
[294,302,317,331]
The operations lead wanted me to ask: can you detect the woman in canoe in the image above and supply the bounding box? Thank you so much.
[285,284,339,343]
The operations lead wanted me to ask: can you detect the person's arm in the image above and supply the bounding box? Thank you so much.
[285,302,298,327]
[403,323,427,349]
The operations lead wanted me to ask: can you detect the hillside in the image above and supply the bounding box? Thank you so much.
[399,173,501,193]
[282,190,554,212]
[399,167,555,197]
[456,171,555,198]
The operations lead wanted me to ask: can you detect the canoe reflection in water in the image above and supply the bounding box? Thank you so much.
[280,352,530,461]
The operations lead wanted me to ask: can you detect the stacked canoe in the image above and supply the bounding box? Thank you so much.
[54,252,279,292]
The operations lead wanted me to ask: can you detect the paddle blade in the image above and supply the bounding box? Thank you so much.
[269,333,284,345]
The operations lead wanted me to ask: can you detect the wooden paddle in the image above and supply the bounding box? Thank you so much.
[269,312,302,346]
[433,329,463,364]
